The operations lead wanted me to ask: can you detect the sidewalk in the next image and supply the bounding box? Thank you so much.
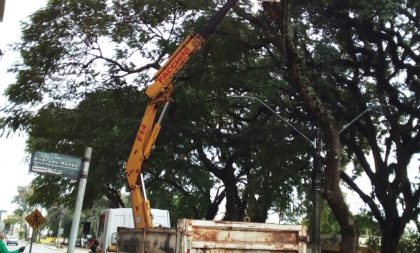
[74,247,90,253]
[44,244,90,253]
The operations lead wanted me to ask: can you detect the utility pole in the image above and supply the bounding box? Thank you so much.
[312,127,322,253]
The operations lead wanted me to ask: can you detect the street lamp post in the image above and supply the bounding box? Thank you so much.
[229,95,393,253]
[312,128,322,253]
[228,94,321,253]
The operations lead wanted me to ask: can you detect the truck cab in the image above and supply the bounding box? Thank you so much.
[97,208,170,253]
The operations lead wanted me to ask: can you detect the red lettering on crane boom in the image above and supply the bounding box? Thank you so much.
[157,47,192,84]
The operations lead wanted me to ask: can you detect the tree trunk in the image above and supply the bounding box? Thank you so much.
[379,216,404,253]
[380,228,400,253]
[196,146,244,221]
[205,189,225,220]
[104,186,125,208]
[261,3,358,252]
[222,172,243,221]
[325,182,358,253]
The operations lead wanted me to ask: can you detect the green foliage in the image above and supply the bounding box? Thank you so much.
[24,87,147,208]
[398,229,420,253]
[42,207,66,238]
[1,2,418,251]
[2,216,20,226]
[8,186,36,239]
[12,186,34,212]
[286,0,418,251]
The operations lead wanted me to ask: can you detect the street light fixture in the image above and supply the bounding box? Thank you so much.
[229,94,394,253]
[228,94,322,253]
[339,104,394,134]
[229,95,316,147]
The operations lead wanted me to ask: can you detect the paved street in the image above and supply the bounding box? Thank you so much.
[7,241,89,253]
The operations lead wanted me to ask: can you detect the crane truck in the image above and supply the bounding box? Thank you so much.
[101,1,308,252]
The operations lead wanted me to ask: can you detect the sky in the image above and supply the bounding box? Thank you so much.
[0,0,48,216]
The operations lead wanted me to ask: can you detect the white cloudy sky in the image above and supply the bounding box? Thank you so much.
[0,0,48,215]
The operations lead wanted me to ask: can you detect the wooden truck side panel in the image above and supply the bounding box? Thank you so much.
[117,219,307,253]
[179,219,307,253]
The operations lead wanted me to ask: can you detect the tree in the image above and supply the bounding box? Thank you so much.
[25,89,144,209]
[1,0,311,224]
[2,216,18,234]
[2,1,418,252]
[12,186,36,240]
[241,1,419,252]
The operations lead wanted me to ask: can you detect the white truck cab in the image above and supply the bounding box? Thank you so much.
[97,208,170,253]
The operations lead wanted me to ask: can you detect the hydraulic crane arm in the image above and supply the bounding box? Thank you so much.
[125,0,239,229]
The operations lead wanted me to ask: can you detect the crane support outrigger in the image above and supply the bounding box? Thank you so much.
[125,0,239,229]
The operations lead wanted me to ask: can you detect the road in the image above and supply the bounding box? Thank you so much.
[7,241,89,253]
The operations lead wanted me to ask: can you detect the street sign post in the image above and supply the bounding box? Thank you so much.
[25,209,46,253]
[30,151,82,179]
[67,147,92,253]
[27,148,92,253]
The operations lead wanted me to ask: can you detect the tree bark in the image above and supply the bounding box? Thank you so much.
[380,221,403,253]
[222,170,244,221]
[197,145,245,221]
[261,2,358,252]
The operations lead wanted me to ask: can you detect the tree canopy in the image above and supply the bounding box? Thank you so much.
[1,1,419,252]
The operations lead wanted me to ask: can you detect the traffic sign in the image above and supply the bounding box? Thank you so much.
[25,209,46,230]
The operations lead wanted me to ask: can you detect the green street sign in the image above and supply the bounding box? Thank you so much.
[30,151,82,179]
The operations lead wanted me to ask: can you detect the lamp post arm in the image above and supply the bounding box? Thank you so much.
[229,95,316,147]
[339,104,394,134]
[228,94,321,253]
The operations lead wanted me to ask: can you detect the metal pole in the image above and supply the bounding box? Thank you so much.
[157,101,170,125]
[229,94,323,251]
[0,0,5,22]
[312,128,322,253]
[56,208,64,248]
[229,95,315,147]
[28,229,35,253]
[339,104,394,134]
[67,147,92,253]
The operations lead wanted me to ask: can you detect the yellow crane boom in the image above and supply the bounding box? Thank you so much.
[125,0,239,229]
